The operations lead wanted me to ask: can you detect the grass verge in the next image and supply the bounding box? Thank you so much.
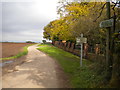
[37,44,107,88]
[0,44,34,60]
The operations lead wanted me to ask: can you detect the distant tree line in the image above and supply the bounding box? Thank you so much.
[26,41,35,43]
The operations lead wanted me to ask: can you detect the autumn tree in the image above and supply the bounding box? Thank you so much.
[43,1,120,87]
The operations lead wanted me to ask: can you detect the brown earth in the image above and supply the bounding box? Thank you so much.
[1,42,33,58]
[1,44,70,88]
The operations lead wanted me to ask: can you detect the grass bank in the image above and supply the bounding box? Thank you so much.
[37,44,107,88]
[1,44,34,60]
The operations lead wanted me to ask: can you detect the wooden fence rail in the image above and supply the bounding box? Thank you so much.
[52,41,105,64]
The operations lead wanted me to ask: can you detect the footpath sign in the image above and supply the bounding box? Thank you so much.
[76,37,87,45]
[76,34,87,67]
[100,19,113,28]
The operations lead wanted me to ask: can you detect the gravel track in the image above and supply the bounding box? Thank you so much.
[1,44,69,88]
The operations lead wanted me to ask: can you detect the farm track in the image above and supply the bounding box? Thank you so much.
[2,44,69,88]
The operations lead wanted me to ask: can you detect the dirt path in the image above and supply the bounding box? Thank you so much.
[2,44,69,88]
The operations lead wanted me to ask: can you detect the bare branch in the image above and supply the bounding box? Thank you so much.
[111,2,118,18]
[93,3,106,22]
[93,2,97,8]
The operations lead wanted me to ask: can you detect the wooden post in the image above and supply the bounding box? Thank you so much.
[106,2,111,68]
[106,1,113,81]
[80,34,83,67]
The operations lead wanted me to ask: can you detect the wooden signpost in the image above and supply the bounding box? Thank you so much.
[76,34,87,67]
[100,18,113,28]
[76,37,87,45]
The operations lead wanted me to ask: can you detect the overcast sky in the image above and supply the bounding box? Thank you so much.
[1,0,59,42]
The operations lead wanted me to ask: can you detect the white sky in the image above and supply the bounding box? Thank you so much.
[1,0,59,42]
[1,0,117,43]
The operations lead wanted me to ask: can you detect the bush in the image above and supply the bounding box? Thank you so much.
[42,40,46,44]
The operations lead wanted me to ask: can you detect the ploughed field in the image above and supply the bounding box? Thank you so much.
[1,43,31,58]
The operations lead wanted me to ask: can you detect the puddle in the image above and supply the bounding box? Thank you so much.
[0,61,14,67]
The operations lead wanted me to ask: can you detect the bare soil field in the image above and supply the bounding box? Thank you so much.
[1,42,32,58]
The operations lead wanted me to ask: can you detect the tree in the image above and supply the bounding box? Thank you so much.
[43,1,120,87]
[42,40,46,44]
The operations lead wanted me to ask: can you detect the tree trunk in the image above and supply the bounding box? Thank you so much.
[110,43,120,87]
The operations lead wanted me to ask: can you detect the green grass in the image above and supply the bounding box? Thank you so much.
[38,43,52,47]
[0,44,34,60]
[37,44,107,88]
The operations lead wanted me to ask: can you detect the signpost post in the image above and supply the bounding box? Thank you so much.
[80,34,83,67]
[76,34,87,67]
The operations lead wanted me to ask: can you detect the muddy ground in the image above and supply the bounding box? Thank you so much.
[1,42,32,58]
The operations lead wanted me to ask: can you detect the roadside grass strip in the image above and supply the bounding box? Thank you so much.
[37,44,106,88]
[0,44,34,60]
